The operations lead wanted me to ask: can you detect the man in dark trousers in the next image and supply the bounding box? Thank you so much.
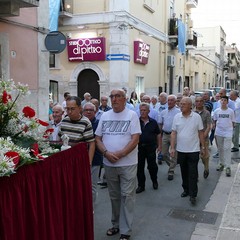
[170,97,205,205]
[136,102,161,194]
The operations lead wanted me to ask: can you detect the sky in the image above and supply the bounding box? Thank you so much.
[191,0,240,48]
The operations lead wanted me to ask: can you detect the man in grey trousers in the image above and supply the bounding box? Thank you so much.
[95,88,141,240]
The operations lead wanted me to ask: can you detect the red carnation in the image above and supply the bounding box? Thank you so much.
[22,106,35,118]
[43,128,54,138]
[45,128,54,133]
[36,118,49,127]
[31,143,44,159]
[31,143,39,156]
[2,90,11,104]
[5,151,20,167]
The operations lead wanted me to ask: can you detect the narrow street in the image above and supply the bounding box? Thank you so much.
[94,144,224,240]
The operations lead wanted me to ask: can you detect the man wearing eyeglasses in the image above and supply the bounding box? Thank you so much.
[95,89,141,240]
[59,96,95,164]
[83,102,103,209]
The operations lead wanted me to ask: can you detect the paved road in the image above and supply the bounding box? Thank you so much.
[94,144,224,240]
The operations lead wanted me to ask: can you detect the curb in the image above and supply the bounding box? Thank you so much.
[191,162,239,240]
[216,163,240,239]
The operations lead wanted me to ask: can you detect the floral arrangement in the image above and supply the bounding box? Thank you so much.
[0,78,58,177]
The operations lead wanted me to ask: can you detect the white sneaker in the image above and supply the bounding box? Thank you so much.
[213,152,219,158]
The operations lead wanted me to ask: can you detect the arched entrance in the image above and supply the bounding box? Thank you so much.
[77,69,100,100]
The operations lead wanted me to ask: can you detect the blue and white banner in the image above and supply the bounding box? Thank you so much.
[49,0,61,32]
[178,19,186,55]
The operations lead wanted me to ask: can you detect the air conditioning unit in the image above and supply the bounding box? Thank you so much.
[167,55,176,67]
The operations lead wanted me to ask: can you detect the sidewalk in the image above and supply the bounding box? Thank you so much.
[191,150,240,240]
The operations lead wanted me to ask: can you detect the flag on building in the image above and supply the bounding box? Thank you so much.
[178,19,186,54]
[49,0,61,32]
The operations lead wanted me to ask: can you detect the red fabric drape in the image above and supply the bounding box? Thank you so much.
[0,143,93,240]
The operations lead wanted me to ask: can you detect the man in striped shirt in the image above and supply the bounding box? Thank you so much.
[59,96,95,164]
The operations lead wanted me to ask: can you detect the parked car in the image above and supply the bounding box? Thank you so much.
[196,89,216,100]
[226,89,231,96]
[210,87,222,94]
[210,87,232,96]
[194,91,204,97]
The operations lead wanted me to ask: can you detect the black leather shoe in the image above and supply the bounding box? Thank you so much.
[136,186,145,194]
[190,196,196,205]
[158,159,162,165]
[231,148,239,152]
[203,170,209,179]
[181,191,189,197]
[168,175,174,181]
[153,181,158,190]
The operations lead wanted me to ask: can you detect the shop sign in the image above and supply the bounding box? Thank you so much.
[134,41,150,65]
[67,37,106,62]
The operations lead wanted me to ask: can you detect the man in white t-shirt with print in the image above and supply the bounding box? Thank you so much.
[95,89,141,240]
[213,96,235,177]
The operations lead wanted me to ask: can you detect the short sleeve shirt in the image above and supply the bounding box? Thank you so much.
[59,115,94,143]
[95,108,141,167]
[213,107,235,137]
[172,111,203,152]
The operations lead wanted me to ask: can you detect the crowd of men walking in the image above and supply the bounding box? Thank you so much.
[48,87,238,240]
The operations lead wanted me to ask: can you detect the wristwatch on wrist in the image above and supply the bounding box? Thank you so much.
[103,149,108,156]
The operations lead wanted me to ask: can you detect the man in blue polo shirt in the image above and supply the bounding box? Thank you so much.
[136,102,161,194]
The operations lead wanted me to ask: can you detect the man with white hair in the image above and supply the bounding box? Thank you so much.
[81,92,91,106]
[158,92,168,113]
[135,95,158,122]
[95,88,141,240]
[48,104,64,141]
[170,97,205,205]
[158,95,180,180]
[150,95,160,110]
[83,102,103,208]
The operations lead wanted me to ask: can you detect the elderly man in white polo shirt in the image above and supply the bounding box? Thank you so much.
[170,97,205,205]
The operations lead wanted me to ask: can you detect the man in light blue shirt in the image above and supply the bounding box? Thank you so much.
[158,95,180,180]
[135,95,158,122]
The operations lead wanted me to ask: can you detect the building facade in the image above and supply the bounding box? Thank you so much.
[50,0,199,103]
[0,0,50,120]
[225,44,240,90]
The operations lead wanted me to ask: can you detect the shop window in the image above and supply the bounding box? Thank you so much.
[135,76,144,97]
[49,80,59,103]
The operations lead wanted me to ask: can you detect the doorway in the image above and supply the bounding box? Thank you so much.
[77,69,100,100]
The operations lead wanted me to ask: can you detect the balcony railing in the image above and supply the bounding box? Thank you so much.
[186,31,197,50]
[19,0,39,8]
[59,0,73,16]
[0,0,39,17]
[186,0,198,9]
[169,18,178,36]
